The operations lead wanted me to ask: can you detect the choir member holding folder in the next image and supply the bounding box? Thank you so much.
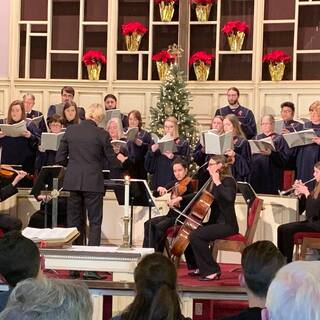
[249,115,289,194]
[0,100,40,187]
[279,101,303,133]
[295,101,320,189]
[193,115,224,188]
[125,110,152,179]
[222,114,251,182]
[145,116,190,190]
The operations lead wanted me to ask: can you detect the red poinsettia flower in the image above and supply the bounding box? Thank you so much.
[189,51,215,65]
[262,50,291,64]
[152,50,174,63]
[155,0,178,4]
[82,50,106,66]
[221,20,249,35]
[191,0,215,4]
[122,21,148,35]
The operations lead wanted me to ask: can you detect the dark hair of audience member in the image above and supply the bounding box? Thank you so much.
[104,94,117,102]
[0,231,40,287]
[120,253,183,320]
[241,240,285,298]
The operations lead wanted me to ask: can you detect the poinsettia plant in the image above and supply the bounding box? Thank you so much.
[122,21,148,35]
[262,50,291,64]
[155,0,178,4]
[221,20,249,35]
[82,50,106,65]
[189,51,215,65]
[152,50,174,64]
[191,0,215,4]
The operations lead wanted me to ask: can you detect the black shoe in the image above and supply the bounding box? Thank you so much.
[199,272,221,281]
[69,270,80,279]
[83,271,103,280]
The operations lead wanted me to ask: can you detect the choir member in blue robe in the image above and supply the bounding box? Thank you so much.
[30,114,67,228]
[249,115,289,194]
[0,100,40,187]
[126,110,152,180]
[223,114,251,182]
[215,87,257,139]
[23,93,47,133]
[61,101,80,128]
[47,86,85,120]
[296,101,320,189]
[104,94,128,129]
[280,101,304,133]
[193,115,224,188]
[145,116,190,190]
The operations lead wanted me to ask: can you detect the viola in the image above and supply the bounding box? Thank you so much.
[171,176,192,198]
[0,165,19,179]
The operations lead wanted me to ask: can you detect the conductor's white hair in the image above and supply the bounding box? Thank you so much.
[86,102,105,123]
[0,278,93,320]
[266,261,320,320]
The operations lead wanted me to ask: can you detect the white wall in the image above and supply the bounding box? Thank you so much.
[0,0,10,78]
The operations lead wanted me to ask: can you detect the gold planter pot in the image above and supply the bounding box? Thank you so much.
[156,61,169,80]
[159,1,175,22]
[195,4,212,22]
[193,61,210,81]
[227,31,245,52]
[125,32,143,51]
[86,63,101,80]
[268,62,285,81]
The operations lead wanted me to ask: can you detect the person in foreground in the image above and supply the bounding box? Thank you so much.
[0,278,92,320]
[277,161,320,262]
[265,261,320,320]
[112,253,191,320]
[0,231,42,312]
[222,241,285,320]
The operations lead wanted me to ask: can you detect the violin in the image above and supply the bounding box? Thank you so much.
[0,165,20,179]
[171,176,192,198]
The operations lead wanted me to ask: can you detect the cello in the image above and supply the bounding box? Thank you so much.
[170,176,214,257]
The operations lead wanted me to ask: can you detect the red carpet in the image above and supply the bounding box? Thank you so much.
[43,263,247,319]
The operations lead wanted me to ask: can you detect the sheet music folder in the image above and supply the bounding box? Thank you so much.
[30,165,65,196]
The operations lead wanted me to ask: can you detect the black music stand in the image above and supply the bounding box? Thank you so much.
[30,165,68,228]
[104,178,157,247]
[237,181,257,225]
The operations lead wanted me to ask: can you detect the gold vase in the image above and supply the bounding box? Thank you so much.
[159,1,175,22]
[125,32,143,51]
[268,62,285,81]
[195,4,212,21]
[156,61,169,80]
[86,63,101,80]
[193,61,210,81]
[227,31,245,52]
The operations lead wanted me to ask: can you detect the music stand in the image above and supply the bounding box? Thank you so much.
[30,165,69,228]
[237,181,257,226]
[104,178,158,247]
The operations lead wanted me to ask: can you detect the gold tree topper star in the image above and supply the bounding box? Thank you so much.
[167,43,184,63]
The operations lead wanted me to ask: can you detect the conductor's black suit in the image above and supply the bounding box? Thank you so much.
[56,119,120,245]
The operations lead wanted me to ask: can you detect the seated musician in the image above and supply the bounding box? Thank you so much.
[277,161,320,263]
[181,155,239,281]
[0,170,27,233]
[142,158,195,252]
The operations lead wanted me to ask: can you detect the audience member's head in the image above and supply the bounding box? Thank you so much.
[119,253,183,320]
[0,278,93,320]
[0,231,41,287]
[265,261,320,320]
[240,241,285,300]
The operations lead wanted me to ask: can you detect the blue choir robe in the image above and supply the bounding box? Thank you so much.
[126,129,152,180]
[26,109,47,133]
[144,138,190,190]
[215,105,257,139]
[296,122,320,189]
[232,136,251,182]
[283,119,304,132]
[249,133,289,194]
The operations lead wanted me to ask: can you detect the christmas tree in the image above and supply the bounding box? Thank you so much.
[149,63,198,147]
